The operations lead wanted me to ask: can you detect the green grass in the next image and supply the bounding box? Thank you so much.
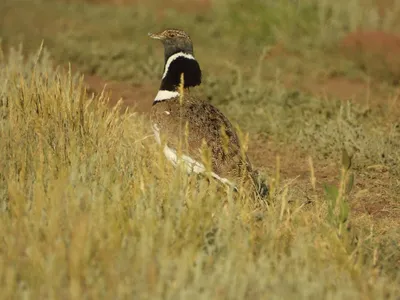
[0,0,400,298]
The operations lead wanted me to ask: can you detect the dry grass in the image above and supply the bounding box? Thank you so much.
[0,45,399,299]
[0,0,399,298]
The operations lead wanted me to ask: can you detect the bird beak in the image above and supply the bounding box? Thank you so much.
[148,32,164,40]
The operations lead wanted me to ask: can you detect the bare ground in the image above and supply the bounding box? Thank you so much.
[340,31,400,84]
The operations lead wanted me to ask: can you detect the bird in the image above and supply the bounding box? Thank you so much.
[148,28,268,199]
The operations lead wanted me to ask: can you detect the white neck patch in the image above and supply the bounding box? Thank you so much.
[162,52,196,79]
[154,90,180,102]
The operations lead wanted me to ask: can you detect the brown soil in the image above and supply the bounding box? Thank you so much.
[287,75,400,120]
[340,31,400,82]
[84,72,156,113]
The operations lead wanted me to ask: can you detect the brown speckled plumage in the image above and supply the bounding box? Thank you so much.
[152,94,254,182]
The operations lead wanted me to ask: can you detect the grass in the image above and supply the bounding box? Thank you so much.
[1,46,399,299]
[0,0,399,298]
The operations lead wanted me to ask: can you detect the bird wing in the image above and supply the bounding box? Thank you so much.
[152,97,254,183]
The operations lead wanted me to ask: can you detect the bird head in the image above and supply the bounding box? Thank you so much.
[148,29,194,59]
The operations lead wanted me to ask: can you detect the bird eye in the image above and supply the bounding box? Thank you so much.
[168,33,176,38]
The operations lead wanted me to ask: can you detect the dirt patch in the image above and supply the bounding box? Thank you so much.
[61,64,156,112]
[340,31,400,83]
[351,166,399,220]
[264,43,288,60]
[267,41,400,120]
[248,137,337,181]
[293,76,400,119]
[285,75,373,103]
[249,136,399,224]
[84,72,156,113]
